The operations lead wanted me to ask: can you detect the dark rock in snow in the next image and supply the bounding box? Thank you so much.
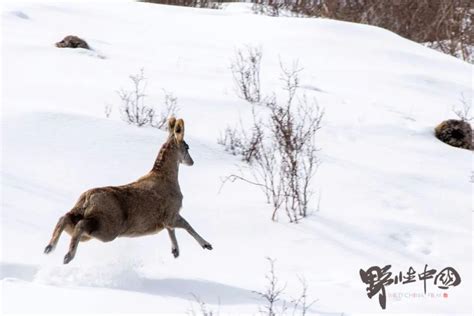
[55,35,90,49]
[435,119,472,150]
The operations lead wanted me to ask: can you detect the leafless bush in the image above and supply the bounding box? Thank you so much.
[452,93,473,122]
[185,258,316,315]
[219,112,284,220]
[218,127,238,154]
[218,114,264,162]
[290,277,317,316]
[217,126,245,157]
[139,0,226,9]
[426,39,473,64]
[254,258,317,316]
[252,2,286,17]
[150,90,180,130]
[118,69,153,127]
[104,104,112,118]
[422,1,472,63]
[188,294,219,316]
[254,258,287,316]
[231,46,262,104]
[221,62,324,223]
[249,0,473,63]
[266,62,323,222]
[117,69,178,129]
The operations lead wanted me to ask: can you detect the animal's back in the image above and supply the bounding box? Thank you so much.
[70,182,181,239]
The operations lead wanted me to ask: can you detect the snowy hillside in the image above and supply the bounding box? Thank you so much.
[1,0,473,314]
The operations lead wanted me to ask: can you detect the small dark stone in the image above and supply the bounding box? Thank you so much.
[435,119,472,150]
[55,35,90,50]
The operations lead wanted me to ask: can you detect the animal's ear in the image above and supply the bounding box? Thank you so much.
[174,119,184,142]
[168,117,177,135]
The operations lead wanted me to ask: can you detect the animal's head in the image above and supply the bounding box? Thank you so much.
[168,117,194,166]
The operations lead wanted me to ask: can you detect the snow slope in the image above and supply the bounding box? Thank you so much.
[1,1,473,314]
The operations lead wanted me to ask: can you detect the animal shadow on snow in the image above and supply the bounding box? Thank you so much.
[0,262,260,305]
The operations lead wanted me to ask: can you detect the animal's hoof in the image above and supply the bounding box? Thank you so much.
[63,253,73,264]
[44,245,53,254]
[203,243,213,250]
[172,248,179,258]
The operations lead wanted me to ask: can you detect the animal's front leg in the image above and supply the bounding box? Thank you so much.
[174,216,213,250]
[167,228,179,258]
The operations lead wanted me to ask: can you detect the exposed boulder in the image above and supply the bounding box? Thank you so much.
[434,119,472,150]
[55,35,89,49]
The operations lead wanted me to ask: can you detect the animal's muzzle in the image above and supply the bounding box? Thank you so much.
[184,152,194,166]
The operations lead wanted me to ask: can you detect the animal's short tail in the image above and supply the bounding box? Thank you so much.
[66,211,85,226]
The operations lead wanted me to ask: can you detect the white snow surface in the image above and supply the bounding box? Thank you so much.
[1,1,473,314]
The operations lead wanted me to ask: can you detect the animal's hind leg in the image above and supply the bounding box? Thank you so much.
[44,215,72,254]
[63,219,96,264]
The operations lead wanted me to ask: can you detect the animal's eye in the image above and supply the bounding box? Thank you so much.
[184,142,189,150]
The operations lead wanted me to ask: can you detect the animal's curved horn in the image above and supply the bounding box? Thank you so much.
[168,117,177,134]
[174,119,184,142]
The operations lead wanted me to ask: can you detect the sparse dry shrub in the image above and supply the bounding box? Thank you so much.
[118,69,154,127]
[218,114,264,163]
[104,104,112,118]
[231,46,262,104]
[252,2,286,17]
[221,61,323,223]
[452,93,473,122]
[254,258,287,316]
[139,0,224,9]
[150,90,180,130]
[117,69,179,130]
[290,277,317,316]
[435,94,473,150]
[254,258,318,316]
[250,0,473,63]
[188,294,219,316]
[185,257,317,315]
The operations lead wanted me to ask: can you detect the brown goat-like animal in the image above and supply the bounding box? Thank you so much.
[44,118,212,264]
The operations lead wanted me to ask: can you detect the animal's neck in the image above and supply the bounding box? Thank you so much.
[152,138,179,181]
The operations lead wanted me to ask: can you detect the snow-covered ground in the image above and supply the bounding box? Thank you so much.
[1,1,473,314]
